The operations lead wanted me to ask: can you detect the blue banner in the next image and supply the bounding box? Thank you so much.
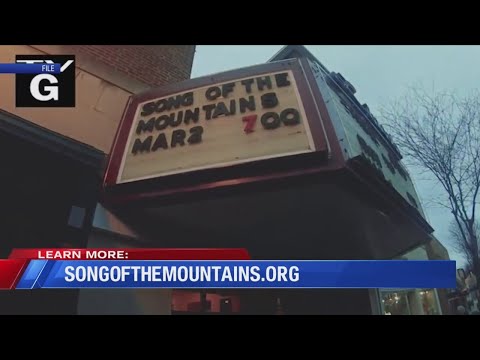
[0,63,61,74]
[15,260,456,289]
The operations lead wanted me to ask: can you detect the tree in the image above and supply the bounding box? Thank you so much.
[449,220,480,272]
[380,87,480,278]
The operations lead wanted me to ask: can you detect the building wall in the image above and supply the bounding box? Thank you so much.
[0,45,195,153]
[0,45,195,314]
[73,45,195,87]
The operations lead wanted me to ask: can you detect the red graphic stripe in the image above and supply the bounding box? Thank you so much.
[9,248,251,260]
[0,260,29,290]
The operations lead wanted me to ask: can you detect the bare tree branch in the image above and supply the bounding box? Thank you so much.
[380,86,480,278]
[449,221,480,271]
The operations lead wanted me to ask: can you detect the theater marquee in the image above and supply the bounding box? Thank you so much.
[104,60,330,195]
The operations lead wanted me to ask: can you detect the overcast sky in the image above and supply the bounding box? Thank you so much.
[191,45,480,266]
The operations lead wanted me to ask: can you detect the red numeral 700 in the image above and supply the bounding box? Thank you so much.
[242,115,257,134]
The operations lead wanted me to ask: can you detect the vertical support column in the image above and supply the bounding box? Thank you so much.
[369,289,383,315]
[77,229,173,315]
[200,291,208,313]
[48,164,102,314]
[63,166,102,248]
[407,290,425,315]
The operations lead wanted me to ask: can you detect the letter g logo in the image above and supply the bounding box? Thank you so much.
[30,74,59,101]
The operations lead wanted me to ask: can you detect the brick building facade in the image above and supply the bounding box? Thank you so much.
[0,45,196,314]
[0,45,196,152]
[70,45,195,87]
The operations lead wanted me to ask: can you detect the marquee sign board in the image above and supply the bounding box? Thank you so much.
[307,58,426,219]
[104,60,330,191]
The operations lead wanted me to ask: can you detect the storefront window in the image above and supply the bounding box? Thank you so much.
[381,291,410,315]
[380,289,441,315]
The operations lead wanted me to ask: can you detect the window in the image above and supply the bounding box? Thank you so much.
[380,289,441,315]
